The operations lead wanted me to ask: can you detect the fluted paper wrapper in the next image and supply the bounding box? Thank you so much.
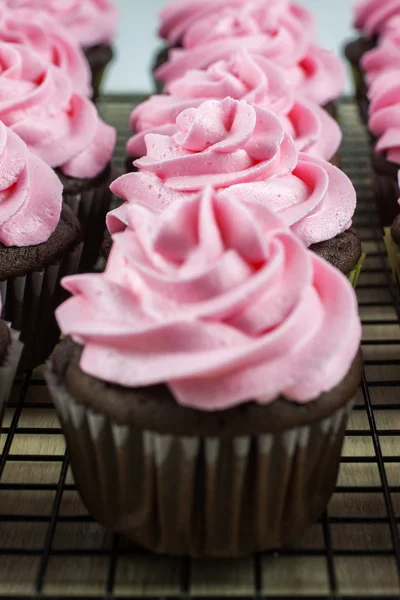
[0,244,82,373]
[47,369,354,558]
[62,166,114,272]
[0,328,23,433]
[371,169,400,227]
[384,228,400,283]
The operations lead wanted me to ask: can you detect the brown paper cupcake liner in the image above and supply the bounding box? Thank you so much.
[371,169,400,227]
[0,243,82,373]
[62,166,114,272]
[0,328,23,431]
[384,228,400,284]
[46,368,354,558]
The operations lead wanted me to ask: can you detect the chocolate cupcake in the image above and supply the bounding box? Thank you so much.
[0,41,116,271]
[128,50,342,171]
[0,122,81,373]
[4,0,118,102]
[111,97,362,281]
[47,189,362,557]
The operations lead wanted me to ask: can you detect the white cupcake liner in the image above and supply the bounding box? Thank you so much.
[0,243,82,373]
[46,367,355,557]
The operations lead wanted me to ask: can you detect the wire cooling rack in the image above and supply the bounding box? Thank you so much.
[0,98,400,599]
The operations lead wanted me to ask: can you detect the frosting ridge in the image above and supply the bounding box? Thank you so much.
[0,42,115,178]
[0,121,63,247]
[4,0,117,48]
[128,51,341,160]
[0,6,91,96]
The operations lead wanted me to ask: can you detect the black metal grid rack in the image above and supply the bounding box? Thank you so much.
[0,98,400,599]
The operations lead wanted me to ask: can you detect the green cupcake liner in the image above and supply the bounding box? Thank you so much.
[348,253,366,289]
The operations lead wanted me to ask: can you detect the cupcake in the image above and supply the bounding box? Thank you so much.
[4,0,118,101]
[0,41,116,270]
[367,74,400,225]
[0,298,23,433]
[110,97,361,280]
[128,50,341,170]
[0,121,81,372]
[154,1,345,113]
[46,188,362,557]
[0,6,91,97]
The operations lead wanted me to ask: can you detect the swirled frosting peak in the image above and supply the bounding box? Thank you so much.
[0,121,62,247]
[59,187,361,409]
[369,76,400,165]
[156,1,314,81]
[111,152,356,250]
[128,51,341,161]
[362,19,400,88]
[354,0,400,36]
[4,0,117,48]
[0,6,91,96]
[159,0,295,43]
[135,97,297,190]
[0,42,115,178]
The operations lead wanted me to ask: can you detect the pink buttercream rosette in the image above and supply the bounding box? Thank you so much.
[58,187,361,410]
[110,97,355,248]
[158,0,310,45]
[128,50,341,162]
[368,73,400,165]
[0,121,62,247]
[0,41,115,179]
[0,6,91,96]
[354,0,400,36]
[4,0,117,48]
[155,1,344,106]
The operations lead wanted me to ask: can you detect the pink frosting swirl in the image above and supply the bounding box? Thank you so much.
[4,0,117,48]
[0,42,116,178]
[354,0,400,36]
[129,51,341,161]
[368,74,400,164]
[109,151,355,248]
[0,6,91,96]
[0,121,62,247]
[155,11,344,105]
[158,0,313,45]
[285,45,346,107]
[59,188,361,410]
[156,4,311,79]
[134,97,297,190]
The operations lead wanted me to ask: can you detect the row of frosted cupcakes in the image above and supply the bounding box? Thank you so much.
[0,1,118,377]
[43,0,364,557]
[345,0,400,280]
[345,0,400,222]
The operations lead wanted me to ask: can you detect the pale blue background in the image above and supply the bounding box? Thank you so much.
[104,0,356,94]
